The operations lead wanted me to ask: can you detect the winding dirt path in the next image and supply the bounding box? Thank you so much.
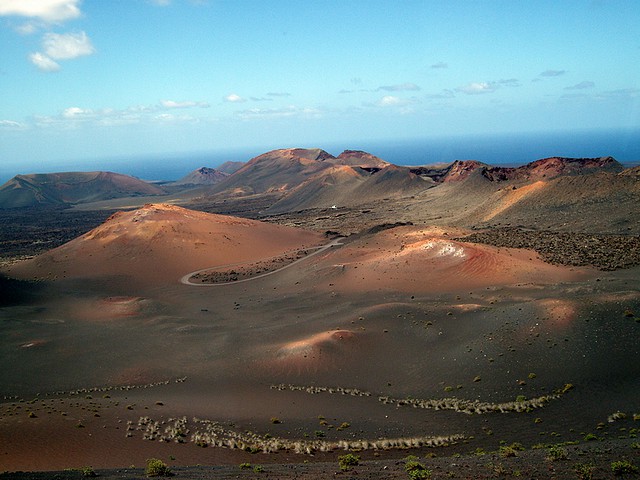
[179,237,345,286]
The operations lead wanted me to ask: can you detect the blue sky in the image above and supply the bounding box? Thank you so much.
[0,0,639,176]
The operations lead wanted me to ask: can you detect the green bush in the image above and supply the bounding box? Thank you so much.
[574,462,595,480]
[404,456,431,479]
[546,445,568,461]
[145,458,172,477]
[611,460,638,475]
[338,453,360,471]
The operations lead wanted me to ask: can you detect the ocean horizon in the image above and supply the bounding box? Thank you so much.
[1,128,638,184]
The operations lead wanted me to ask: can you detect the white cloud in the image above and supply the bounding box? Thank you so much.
[378,83,421,92]
[30,31,94,72]
[456,82,496,95]
[43,31,94,59]
[376,96,419,109]
[430,62,448,69]
[160,99,210,109]
[29,52,60,72]
[224,93,246,103]
[0,119,26,129]
[0,0,81,23]
[62,106,93,118]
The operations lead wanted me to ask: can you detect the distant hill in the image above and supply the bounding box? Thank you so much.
[203,147,430,211]
[481,156,623,181]
[217,161,245,175]
[172,167,229,186]
[0,171,165,208]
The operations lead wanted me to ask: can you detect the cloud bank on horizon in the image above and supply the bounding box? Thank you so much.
[0,0,638,170]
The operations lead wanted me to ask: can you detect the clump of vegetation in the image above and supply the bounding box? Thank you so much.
[611,460,638,475]
[337,421,350,431]
[253,464,264,473]
[145,458,172,477]
[546,444,569,461]
[314,430,325,438]
[239,462,252,470]
[515,395,527,403]
[81,467,97,478]
[528,373,537,379]
[338,453,360,471]
[404,455,431,479]
[583,433,598,442]
[499,443,524,457]
[270,416,281,424]
[574,462,595,480]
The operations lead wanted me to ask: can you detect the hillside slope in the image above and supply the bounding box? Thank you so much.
[0,171,165,208]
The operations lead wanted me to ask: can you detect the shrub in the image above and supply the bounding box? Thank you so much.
[239,462,252,470]
[338,453,360,471]
[81,467,97,478]
[145,458,172,477]
[270,417,281,424]
[499,446,517,457]
[405,456,431,479]
[574,463,595,480]
[611,460,638,475]
[583,433,598,442]
[546,445,568,461]
[253,465,264,473]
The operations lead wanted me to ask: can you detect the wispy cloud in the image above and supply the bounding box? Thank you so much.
[43,31,94,58]
[224,93,246,103]
[456,82,497,95]
[30,31,95,71]
[377,83,421,92]
[0,119,27,129]
[33,101,208,128]
[0,0,81,23]
[425,89,455,99]
[249,97,273,102]
[160,99,210,108]
[565,81,595,90]
[378,95,408,106]
[29,52,61,72]
[236,105,322,120]
[498,78,520,87]
[430,62,448,69]
[539,69,566,77]
[266,92,292,97]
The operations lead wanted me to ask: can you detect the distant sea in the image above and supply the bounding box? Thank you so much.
[1,128,639,184]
